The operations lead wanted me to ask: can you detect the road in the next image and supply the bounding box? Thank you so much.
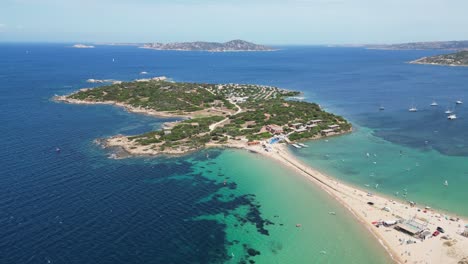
[209,100,242,131]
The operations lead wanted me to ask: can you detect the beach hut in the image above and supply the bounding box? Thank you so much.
[395,217,427,236]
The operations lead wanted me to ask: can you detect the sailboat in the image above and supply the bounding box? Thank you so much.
[444,180,448,186]
[456,100,463,105]
[430,100,438,106]
[445,108,453,114]
[408,105,418,112]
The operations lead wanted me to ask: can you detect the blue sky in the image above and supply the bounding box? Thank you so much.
[0,0,467,44]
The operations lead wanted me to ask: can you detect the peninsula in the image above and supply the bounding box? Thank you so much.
[55,78,350,156]
[55,78,468,263]
[410,50,468,66]
[141,40,275,52]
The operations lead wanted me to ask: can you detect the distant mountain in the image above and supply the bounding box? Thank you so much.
[141,40,275,52]
[366,40,468,50]
[410,51,468,66]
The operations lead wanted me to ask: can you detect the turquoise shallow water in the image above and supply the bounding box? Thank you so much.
[292,125,468,218]
[190,149,393,264]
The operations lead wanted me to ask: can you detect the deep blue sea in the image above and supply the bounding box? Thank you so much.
[1,43,467,263]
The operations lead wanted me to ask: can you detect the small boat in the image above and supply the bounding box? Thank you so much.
[379,105,385,111]
[448,114,457,120]
[298,143,308,148]
[408,106,418,112]
[55,147,61,153]
[444,180,448,186]
[456,100,463,105]
[430,101,438,106]
[329,212,336,215]
[291,144,302,149]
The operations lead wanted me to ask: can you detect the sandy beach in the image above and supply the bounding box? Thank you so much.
[55,95,468,263]
[227,141,468,264]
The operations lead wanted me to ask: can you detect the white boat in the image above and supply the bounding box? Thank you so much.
[379,105,385,111]
[291,144,302,149]
[409,106,418,112]
[444,180,448,186]
[445,109,453,114]
[298,143,308,148]
[430,101,438,106]
[448,114,457,120]
[456,100,463,104]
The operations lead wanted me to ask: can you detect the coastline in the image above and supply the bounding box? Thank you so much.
[98,131,468,263]
[54,94,468,263]
[54,95,190,119]
[408,60,468,67]
[235,142,468,264]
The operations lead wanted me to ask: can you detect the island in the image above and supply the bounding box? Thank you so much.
[72,44,95,49]
[55,78,350,156]
[141,40,275,52]
[366,40,468,50]
[410,50,468,66]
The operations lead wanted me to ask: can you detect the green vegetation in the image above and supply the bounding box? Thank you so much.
[70,81,226,113]
[221,100,350,141]
[128,116,224,149]
[411,51,468,66]
[66,79,351,153]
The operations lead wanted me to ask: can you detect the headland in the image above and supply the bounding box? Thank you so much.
[55,77,468,263]
[410,51,468,67]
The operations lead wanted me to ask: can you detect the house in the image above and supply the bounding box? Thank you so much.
[295,127,308,133]
[321,129,335,136]
[290,123,303,129]
[328,124,340,130]
[309,119,322,124]
[306,124,317,129]
[266,124,284,134]
[163,128,172,135]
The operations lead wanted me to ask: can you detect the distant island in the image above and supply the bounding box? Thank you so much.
[72,44,95,49]
[55,78,350,156]
[410,50,468,66]
[366,40,468,50]
[141,40,275,52]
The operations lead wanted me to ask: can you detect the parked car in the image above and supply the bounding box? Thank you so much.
[432,230,440,237]
[436,227,445,233]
